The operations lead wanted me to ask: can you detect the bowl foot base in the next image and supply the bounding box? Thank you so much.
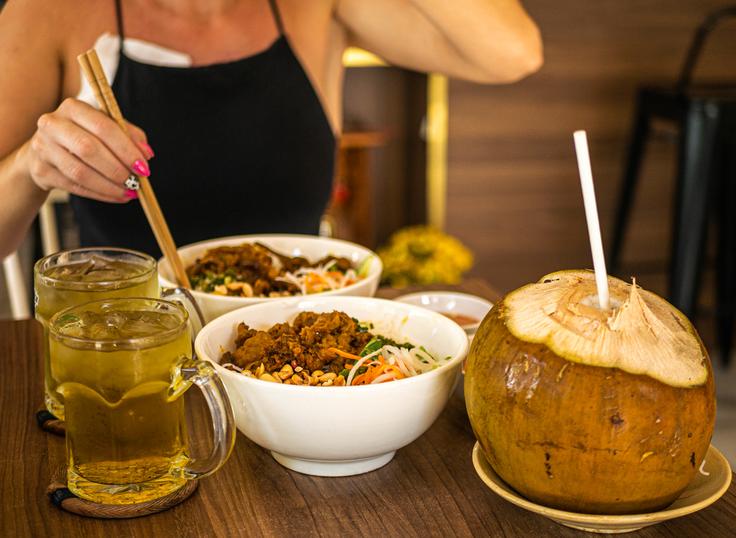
[270,451,396,477]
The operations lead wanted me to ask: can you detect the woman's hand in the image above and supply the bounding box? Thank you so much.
[27,98,153,203]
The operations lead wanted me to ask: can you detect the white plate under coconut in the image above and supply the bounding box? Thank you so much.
[472,443,732,534]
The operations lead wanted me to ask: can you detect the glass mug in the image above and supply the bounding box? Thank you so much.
[34,247,203,420]
[49,297,235,505]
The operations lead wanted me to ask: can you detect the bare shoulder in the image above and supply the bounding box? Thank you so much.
[1,0,92,33]
[0,0,114,104]
[1,0,105,18]
[1,0,110,50]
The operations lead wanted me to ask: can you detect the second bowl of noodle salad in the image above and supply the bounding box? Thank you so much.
[158,234,382,321]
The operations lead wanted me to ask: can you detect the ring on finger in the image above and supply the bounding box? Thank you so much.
[125,175,140,190]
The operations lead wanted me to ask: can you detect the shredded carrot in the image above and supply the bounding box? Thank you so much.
[384,365,405,379]
[352,360,393,385]
[353,369,375,385]
[327,347,361,360]
[352,373,368,385]
[326,349,406,385]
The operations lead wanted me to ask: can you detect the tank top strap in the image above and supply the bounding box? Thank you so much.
[267,0,285,36]
[114,0,126,53]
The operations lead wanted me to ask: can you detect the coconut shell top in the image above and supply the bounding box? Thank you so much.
[505,271,708,387]
[465,270,716,515]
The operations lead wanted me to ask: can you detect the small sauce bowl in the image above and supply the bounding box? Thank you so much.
[394,291,493,338]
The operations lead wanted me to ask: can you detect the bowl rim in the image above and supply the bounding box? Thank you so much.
[195,295,469,391]
[394,291,493,309]
[158,234,383,303]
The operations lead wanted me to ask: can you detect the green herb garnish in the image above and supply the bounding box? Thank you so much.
[359,336,414,357]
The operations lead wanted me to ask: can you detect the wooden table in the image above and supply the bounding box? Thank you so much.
[2,281,735,537]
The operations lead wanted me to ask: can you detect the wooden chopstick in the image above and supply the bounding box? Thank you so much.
[77,49,191,289]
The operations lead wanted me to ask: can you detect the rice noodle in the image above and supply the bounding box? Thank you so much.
[277,271,306,295]
[275,260,360,295]
[344,342,449,386]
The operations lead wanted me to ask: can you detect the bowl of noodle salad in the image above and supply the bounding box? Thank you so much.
[158,235,382,321]
[195,296,468,476]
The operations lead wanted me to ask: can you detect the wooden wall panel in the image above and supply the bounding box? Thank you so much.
[446,0,736,298]
[343,69,427,248]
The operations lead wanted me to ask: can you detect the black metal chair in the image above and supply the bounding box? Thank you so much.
[714,108,736,365]
[609,6,736,365]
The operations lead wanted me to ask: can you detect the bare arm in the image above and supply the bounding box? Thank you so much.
[335,0,542,83]
[0,0,61,259]
[0,0,150,260]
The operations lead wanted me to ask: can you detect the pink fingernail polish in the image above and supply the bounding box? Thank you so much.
[140,142,155,159]
[132,159,150,177]
[125,189,139,199]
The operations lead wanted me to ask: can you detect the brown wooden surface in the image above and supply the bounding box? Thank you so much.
[3,282,735,537]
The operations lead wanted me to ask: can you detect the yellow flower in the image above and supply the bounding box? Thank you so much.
[378,226,474,287]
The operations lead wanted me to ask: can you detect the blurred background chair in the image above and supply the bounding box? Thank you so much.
[2,253,29,319]
[609,5,736,365]
[1,190,68,319]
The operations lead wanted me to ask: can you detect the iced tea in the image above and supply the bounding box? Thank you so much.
[35,248,158,419]
[51,300,193,504]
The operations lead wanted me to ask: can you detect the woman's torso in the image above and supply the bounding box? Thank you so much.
[62,0,345,257]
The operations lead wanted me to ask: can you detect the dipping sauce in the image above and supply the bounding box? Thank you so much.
[441,312,479,327]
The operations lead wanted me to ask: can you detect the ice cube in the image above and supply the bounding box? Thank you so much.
[57,308,180,341]
[114,310,180,339]
[46,256,148,283]
[55,312,85,338]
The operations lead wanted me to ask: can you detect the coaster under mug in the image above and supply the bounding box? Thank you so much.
[47,480,198,519]
[36,410,65,436]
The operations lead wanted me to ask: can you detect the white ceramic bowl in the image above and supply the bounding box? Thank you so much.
[394,291,493,336]
[194,296,469,476]
[159,234,382,321]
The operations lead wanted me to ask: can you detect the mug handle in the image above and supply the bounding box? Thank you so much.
[162,287,206,337]
[170,357,236,479]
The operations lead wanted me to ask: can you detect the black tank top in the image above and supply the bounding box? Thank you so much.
[70,0,335,258]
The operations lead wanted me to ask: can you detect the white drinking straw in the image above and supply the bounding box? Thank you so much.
[573,130,610,310]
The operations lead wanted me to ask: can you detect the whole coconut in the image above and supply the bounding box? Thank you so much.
[465,270,715,514]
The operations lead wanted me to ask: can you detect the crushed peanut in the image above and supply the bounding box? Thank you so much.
[259,373,278,383]
[278,364,294,380]
[224,361,357,387]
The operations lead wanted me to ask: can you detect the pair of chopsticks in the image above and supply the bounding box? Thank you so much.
[77,49,191,289]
